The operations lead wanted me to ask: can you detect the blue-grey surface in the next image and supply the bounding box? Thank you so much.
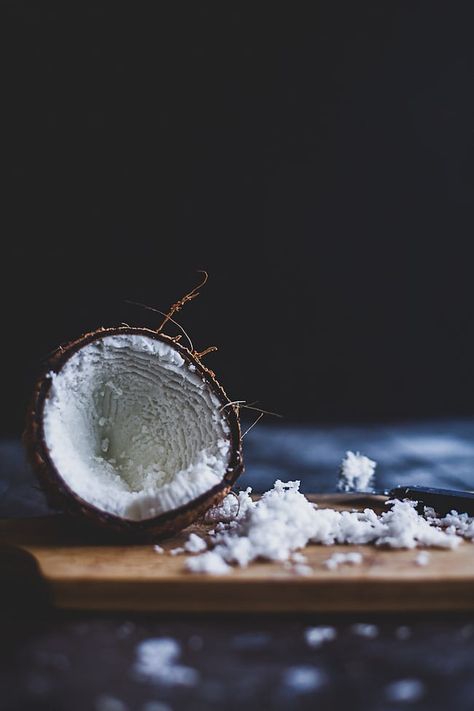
[243,418,474,493]
[2,420,474,711]
[1,614,474,711]
[3,418,474,517]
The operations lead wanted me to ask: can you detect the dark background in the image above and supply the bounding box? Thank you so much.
[2,1,474,436]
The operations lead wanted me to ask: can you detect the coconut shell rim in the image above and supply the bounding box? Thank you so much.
[25,326,244,538]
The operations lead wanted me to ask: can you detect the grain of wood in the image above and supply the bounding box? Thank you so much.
[1,495,473,612]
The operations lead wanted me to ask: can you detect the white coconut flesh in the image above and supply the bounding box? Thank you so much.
[42,334,231,521]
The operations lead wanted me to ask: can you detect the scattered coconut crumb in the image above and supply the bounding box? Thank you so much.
[395,626,412,641]
[351,623,379,638]
[185,550,231,575]
[385,678,425,703]
[292,563,313,576]
[183,479,464,576]
[324,551,363,570]
[291,552,308,564]
[134,638,198,687]
[338,451,376,492]
[415,551,431,566]
[184,533,207,553]
[153,545,164,554]
[283,665,327,693]
[304,626,337,648]
[169,547,185,556]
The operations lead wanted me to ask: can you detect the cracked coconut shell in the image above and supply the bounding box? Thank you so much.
[25,327,243,540]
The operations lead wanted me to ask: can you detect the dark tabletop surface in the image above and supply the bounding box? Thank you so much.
[2,419,474,711]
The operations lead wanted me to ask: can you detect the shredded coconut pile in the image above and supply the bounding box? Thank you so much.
[181,478,470,575]
[338,450,377,492]
[153,449,474,576]
[427,508,474,540]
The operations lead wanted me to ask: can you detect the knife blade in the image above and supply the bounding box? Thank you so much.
[386,485,474,517]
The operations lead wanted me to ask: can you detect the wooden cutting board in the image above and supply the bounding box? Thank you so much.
[2,494,474,612]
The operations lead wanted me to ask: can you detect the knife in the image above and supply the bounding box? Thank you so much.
[386,485,474,517]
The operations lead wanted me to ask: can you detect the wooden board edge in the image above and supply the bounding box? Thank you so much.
[50,578,474,613]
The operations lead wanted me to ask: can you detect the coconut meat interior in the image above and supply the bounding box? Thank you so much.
[42,334,231,521]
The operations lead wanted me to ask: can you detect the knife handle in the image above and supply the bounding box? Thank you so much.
[388,485,474,517]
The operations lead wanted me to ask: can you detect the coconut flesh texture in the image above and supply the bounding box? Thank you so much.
[42,334,231,521]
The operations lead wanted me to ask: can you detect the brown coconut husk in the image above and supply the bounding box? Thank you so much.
[24,278,243,540]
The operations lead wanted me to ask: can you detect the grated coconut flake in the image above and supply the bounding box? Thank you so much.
[338,451,376,492]
[182,477,467,575]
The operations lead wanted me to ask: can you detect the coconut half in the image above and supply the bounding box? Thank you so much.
[25,327,243,539]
